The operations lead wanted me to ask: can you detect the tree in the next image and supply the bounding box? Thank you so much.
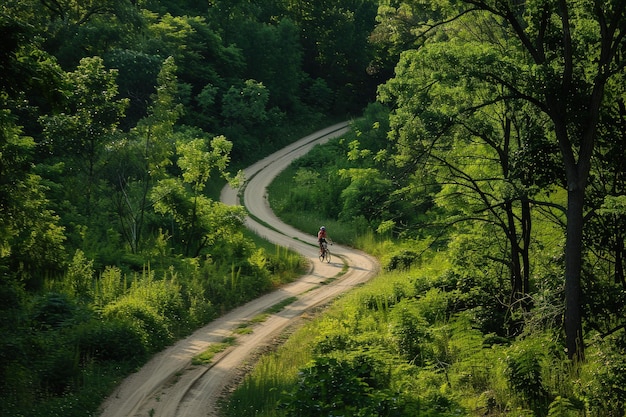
[151,135,244,257]
[469,0,624,361]
[377,0,626,360]
[225,18,304,111]
[221,80,272,129]
[0,7,68,285]
[377,15,559,324]
[0,108,66,286]
[111,56,181,253]
[284,0,381,112]
[220,79,286,158]
[39,57,128,216]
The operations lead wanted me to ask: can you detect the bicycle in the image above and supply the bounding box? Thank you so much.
[319,241,331,263]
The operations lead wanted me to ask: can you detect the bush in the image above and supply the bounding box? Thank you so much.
[389,299,432,364]
[387,250,419,271]
[130,277,188,335]
[31,292,78,329]
[313,332,353,355]
[579,333,626,417]
[504,339,550,415]
[74,319,147,362]
[415,288,451,324]
[38,345,80,395]
[102,298,171,352]
[280,354,404,417]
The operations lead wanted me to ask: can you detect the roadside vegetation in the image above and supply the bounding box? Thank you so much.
[2,0,625,416]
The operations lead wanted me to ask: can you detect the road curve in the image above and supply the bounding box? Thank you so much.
[98,122,380,417]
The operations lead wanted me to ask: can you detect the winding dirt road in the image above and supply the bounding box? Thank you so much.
[98,122,380,417]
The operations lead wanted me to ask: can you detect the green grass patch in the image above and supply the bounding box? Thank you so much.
[233,325,253,335]
[191,337,237,366]
[264,296,298,314]
[233,297,300,337]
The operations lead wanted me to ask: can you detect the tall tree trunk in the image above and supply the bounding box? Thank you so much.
[521,197,532,305]
[564,182,585,361]
[506,201,523,305]
[616,228,625,287]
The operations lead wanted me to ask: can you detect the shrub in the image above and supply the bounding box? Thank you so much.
[102,298,171,352]
[31,292,78,329]
[38,344,80,395]
[578,333,626,417]
[504,339,550,415]
[313,332,353,355]
[130,277,188,335]
[74,319,146,362]
[280,354,404,417]
[389,299,432,364]
[387,250,419,271]
[415,288,451,324]
[93,266,127,308]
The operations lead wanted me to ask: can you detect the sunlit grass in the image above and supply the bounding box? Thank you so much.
[222,322,317,417]
[222,271,411,417]
[267,165,384,249]
[234,297,300,339]
[191,337,237,366]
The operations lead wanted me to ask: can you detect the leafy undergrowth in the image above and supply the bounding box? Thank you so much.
[0,242,306,417]
[223,256,626,417]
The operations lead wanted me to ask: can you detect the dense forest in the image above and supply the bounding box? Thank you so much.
[1,0,625,416]
[0,0,382,415]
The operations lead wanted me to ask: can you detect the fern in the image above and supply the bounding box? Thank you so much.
[547,396,579,417]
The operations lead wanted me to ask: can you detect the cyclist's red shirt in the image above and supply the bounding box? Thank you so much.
[318,230,327,241]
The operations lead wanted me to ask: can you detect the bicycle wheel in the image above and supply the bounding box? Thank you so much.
[319,251,325,262]
[325,249,331,263]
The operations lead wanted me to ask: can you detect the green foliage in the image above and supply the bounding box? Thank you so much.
[578,333,626,417]
[389,299,432,363]
[386,250,419,271]
[223,326,315,417]
[1,0,382,415]
[102,48,163,127]
[103,296,173,353]
[39,56,128,215]
[37,342,81,395]
[279,354,404,417]
[504,338,551,415]
[31,292,78,330]
[0,108,67,285]
[547,396,579,417]
[93,266,127,308]
[222,80,272,127]
[66,249,95,299]
[4,0,626,415]
[75,318,146,362]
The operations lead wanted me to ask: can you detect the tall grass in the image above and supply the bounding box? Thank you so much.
[244,229,307,283]
[222,325,316,417]
[267,165,365,246]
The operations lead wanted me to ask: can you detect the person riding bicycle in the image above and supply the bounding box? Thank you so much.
[317,226,331,253]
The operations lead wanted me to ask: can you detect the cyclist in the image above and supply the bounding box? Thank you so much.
[317,226,331,253]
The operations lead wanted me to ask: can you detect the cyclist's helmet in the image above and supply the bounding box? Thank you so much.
[320,226,326,231]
